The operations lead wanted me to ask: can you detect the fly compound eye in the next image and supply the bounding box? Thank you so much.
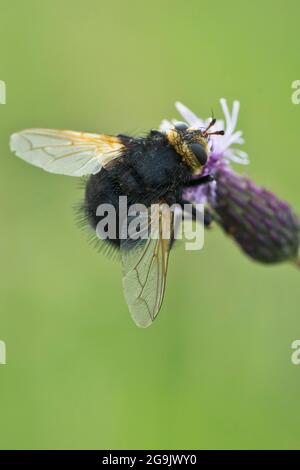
[190,143,208,166]
[174,121,189,131]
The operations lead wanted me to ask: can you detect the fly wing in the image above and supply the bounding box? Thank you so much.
[10,128,124,176]
[121,204,173,328]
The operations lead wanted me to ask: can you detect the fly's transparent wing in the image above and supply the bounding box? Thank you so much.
[121,204,173,328]
[10,128,124,176]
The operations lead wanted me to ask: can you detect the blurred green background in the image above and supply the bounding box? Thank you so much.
[0,0,300,450]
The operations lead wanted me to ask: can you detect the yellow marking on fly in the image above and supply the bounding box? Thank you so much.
[166,128,208,175]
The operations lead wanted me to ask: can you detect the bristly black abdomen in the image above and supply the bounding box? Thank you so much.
[82,130,193,248]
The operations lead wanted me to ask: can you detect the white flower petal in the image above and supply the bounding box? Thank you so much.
[175,102,205,128]
[159,119,173,133]
[230,101,240,135]
[162,98,249,167]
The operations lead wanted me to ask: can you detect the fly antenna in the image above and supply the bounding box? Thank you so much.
[202,115,216,136]
[206,130,224,136]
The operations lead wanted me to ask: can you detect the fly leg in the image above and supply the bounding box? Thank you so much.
[179,199,214,228]
[168,200,214,250]
[185,174,214,187]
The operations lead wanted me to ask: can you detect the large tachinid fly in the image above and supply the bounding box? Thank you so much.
[10,118,223,327]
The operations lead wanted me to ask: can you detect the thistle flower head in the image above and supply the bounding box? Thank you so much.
[160,99,300,265]
[160,99,249,205]
[212,167,300,264]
